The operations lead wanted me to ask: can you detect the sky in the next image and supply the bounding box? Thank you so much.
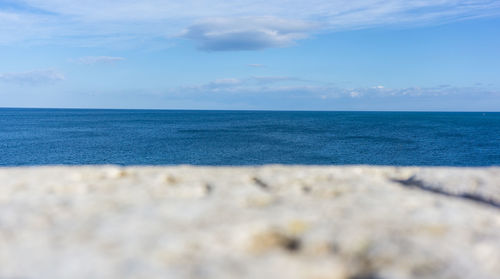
[0,0,500,111]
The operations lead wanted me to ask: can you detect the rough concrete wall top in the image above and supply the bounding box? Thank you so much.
[0,166,500,279]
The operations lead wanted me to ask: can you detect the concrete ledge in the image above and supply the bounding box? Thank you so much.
[1,166,500,279]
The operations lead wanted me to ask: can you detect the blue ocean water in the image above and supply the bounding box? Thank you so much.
[0,108,499,166]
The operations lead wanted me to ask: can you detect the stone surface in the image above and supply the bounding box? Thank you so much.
[0,166,499,279]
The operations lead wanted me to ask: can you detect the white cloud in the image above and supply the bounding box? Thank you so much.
[76,56,126,64]
[0,10,54,44]
[187,76,307,92]
[180,17,313,50]
[19,0,500,25]
[178,77,500,100]
[350,91,361,98]
[0,69,65,85]
[1,0,499,48]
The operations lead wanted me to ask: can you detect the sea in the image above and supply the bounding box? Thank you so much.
[0,108,499,166]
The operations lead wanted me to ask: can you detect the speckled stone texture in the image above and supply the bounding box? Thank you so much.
[0,166,499,279]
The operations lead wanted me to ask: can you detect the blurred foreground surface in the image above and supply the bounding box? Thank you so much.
[1,166,500,279]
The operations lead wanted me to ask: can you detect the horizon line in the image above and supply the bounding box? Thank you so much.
[0,107,498,113]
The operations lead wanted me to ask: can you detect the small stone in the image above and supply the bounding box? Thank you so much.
[164,174,179,185]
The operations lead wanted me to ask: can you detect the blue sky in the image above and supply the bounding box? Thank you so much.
[0,0,499,110]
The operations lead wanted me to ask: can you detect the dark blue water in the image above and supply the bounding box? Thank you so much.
[1,108,499,166]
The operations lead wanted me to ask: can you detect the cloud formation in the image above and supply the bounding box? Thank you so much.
[163,77,499,110]
[2,0,499,48]
[185,76,307,92]
[76,56,126,64]
[180,17,312,51]
[0,69,65,85]
[179,77,499,99]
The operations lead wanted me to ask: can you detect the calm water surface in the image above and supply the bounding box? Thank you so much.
[1,108,499,166]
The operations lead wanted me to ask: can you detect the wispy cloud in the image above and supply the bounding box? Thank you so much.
[0,1,55,15]
[185,76,308,92]
[0,69,65,85]
[165,78,499,110]
[178,77,500,99]
[75,56,126,65]
[2,1,499,48]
